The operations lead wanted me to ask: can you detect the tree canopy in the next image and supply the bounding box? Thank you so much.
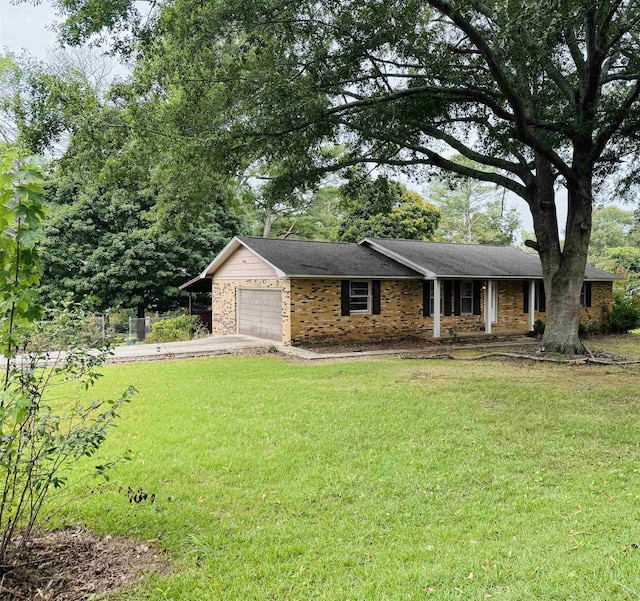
[33,0,640,351]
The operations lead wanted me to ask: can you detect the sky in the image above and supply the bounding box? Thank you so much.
[0,1,60,59]
[0,1,560,236]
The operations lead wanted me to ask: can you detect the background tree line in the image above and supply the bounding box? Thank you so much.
[0,50,527,320]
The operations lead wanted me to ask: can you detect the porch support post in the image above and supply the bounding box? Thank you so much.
[188,292,193,315]
[484,280,493,334]
[433,279,441,338]
[528,280,536,331]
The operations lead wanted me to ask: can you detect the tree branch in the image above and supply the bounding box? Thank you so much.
[590,78,640,161]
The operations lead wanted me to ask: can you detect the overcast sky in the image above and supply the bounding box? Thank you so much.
[0,1,60,59]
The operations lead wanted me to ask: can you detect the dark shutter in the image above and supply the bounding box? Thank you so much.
[585,281,592,307]
[341,280,350,316]
[443,281,453,316]
[453,280,462,316]
[523,281,529,313]
[537,281,546,313]
[472,281,482,315]
[422,281,431,317]
[372,280,381,314]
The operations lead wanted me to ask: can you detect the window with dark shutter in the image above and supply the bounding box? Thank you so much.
[535,281,546,313]
[341,280,350,316]
[460,281,473,315]
[453,280,462,316]
[422,281,430,317]
[443,281,453,316]
[580,282,592,307]
[372,281,381,314]
[349,281,371,313]
[523,281,529,313]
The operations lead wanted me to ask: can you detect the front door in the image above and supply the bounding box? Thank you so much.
[489,285,498,323]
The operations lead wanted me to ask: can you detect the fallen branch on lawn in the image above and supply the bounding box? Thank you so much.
[402,352,640,365]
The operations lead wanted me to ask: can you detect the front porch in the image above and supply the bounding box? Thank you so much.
[428,278,539,338]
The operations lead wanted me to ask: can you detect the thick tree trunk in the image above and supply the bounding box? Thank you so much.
[528,154,591,354]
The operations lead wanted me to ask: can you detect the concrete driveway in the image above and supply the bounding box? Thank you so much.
[109,334,275,362]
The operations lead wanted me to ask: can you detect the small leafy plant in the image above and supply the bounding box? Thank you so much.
[0,149,135,565]
[146,314,208,343]
[604,292,640,333]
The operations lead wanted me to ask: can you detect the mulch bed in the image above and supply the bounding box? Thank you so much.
[0,528,170,600]
[299,334,529,355]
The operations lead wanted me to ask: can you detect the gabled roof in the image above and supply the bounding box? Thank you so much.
[185,236,617,288]
[200,236,422,279]
[361,238,616,281]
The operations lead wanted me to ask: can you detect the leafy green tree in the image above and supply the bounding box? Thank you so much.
[0,146,135,567]
[41,176,240,318]
[39,95,243,316]
[338,173,439,242]
[589,206,640,261]
[0,52,98,154]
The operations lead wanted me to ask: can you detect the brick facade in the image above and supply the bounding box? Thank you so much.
[212,277,613,346]
[580,281,612,328]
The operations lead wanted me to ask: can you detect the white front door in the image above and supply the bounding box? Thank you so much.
[489,285,498,323]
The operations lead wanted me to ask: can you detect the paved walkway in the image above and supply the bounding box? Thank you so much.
[108,334,274,362]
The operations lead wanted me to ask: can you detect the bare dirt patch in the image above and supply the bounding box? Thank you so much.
[299,334,532,355]
[0,528,170,600]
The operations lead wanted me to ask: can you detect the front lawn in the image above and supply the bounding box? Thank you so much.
[52,347,640,600]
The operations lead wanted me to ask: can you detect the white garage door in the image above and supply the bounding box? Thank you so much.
[237,289,283,341]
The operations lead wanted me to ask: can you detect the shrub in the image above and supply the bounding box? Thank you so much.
[146,315,208,343]
[604,292,640,333]
[0,149,134,565]
[533,319,545,336]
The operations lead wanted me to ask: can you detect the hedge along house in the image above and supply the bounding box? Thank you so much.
[180,236,616,346]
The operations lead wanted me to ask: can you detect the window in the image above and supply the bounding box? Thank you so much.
[349,281,371,313]
[580,282,592,307]
[429,281,444,315]
[460,280,473,314]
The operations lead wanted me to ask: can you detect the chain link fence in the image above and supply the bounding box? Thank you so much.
[129,317,152,342]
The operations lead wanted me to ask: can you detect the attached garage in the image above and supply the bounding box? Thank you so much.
[237,288,283,341]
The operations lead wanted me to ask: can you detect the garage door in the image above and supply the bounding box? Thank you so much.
[237,289,283,341]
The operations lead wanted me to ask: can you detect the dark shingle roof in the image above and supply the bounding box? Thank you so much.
[239,237,421,277]
[362,238,616,281]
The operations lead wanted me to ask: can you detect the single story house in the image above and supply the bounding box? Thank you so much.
[180,236,616,345]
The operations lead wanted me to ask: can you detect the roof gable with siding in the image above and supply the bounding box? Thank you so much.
[213,246,279,280]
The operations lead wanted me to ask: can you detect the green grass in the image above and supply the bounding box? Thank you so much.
[50,344,640,600]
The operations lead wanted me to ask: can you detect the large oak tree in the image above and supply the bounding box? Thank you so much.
[49,0,640,352]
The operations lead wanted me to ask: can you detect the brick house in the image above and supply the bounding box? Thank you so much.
[180,236,616,346]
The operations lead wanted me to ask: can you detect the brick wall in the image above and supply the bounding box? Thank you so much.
[212,278,292,344]
[289,279,429,344]
[212,277,613,346]
[496,280,529,330]
[580,281,613,327]
[289,279,495,345]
